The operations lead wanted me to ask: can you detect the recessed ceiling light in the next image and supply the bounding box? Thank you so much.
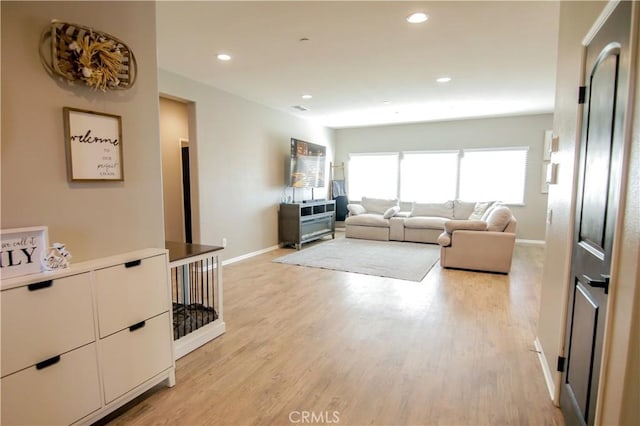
[302,94,313,99]
[436,77,452,83]
[406,12,429,24]
[217,53,231,61]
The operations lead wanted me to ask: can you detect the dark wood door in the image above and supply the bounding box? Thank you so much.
[560,3,632,425]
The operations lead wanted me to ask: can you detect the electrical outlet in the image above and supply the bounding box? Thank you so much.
[222,238,227,248]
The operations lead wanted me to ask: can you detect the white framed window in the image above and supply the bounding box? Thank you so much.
[348,153,399,201]
[400,151,458,202]
[458,147,529,204]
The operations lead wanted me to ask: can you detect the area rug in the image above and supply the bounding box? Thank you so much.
[273,238,440,282]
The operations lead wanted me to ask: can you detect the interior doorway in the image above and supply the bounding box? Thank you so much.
[159,96,197,243]
[180,139,193,243]
[559,2,633,425]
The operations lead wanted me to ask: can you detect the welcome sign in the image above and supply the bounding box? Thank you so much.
[0,227,48,280]
[64,107,124,181]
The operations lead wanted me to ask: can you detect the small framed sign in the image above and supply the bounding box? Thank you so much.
[0,226,49,279]
[63,107,124,181]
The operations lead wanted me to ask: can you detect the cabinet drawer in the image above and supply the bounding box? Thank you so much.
[1,273,95,377]
[100,312,173,404]
[94,254,169,337]
[1,343,101,426]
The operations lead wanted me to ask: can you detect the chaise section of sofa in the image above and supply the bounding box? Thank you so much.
[438,205,518,273]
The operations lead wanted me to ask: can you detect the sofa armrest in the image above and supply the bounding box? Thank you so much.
[444,220,487,233]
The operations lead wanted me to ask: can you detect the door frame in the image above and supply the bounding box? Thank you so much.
[555,1,639,424]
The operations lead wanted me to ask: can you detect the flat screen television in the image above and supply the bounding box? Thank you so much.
[289,138,326,188]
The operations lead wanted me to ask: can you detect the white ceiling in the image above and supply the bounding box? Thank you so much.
[156,1,560,129]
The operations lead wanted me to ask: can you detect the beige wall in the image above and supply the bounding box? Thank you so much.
[159,70,335,260]
[1,1,164,262]
[159,97,190,243]
[536,2,605,402]
[537,2,640,424]
[334,114,552,240]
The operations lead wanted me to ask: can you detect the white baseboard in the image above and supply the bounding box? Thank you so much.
[516,239,546,247]
[534,337,556,401]
[223,245,280,266]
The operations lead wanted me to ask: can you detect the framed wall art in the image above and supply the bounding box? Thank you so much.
[63,107,124,181]
[0,226,49,279]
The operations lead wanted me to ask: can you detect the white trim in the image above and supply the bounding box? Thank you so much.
[222,245,280,266]
[174,319,226,360]
[534,338,557,402]
[401,149,459,155]
[348,152,399,158]
[462,146,530,153]
[516,239,546,247]
[583,0,620,46]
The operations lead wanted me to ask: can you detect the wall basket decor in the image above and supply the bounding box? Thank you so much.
[39,20,137,91]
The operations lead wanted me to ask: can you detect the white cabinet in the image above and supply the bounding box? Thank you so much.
[94,255,170,338]
[101,312,173,403]
[1,273,95,378]
[0,248,175,425]
[1,343,101,426]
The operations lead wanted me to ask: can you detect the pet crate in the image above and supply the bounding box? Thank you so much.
[166,241,226,359]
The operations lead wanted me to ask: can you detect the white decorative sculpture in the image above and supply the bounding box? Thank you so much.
[42,242,72,270]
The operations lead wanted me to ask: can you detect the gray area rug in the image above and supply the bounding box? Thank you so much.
[273,238,440,282]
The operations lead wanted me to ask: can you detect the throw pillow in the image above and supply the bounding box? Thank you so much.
[468,201,492,220]
[453,200,476,219]
[347,204,366,216]
[444,220,488,233]
[410,201,454,218]
[486,206,513,232]
[361,197,399,215]
[383,206,400,219]
[437,232,452,247]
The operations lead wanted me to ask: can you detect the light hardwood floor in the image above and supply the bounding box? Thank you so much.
[106,237,564,426]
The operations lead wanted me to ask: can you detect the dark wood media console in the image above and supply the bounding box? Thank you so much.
[278,200,336,249]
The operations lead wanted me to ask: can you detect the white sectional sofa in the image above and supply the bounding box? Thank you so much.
[345,198,493,244]
[345,197,518,273]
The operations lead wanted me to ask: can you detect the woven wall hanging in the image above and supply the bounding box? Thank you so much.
[39,20,137,91]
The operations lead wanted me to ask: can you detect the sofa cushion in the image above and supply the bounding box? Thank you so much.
[345,213,390,227]
[444,220,488,233]
[410,201,454,218]
[486,206,513,232]
[347,204,366,216]
[404,216,449,229]
[481,201,502,221]
[361,197,399,215]
[453,200,476,219]
[469,201,493,220]
[383,206,400,219]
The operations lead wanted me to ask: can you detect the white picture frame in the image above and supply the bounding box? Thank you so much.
[541,162,550,194]
[1,226,49,279]
[63,107,124,182]
[543,130,554,161]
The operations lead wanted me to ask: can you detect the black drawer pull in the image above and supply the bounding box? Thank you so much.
[129,320,146,332]
[125,259,141,268]
[35,355,61,370]
[28,280,53,291]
